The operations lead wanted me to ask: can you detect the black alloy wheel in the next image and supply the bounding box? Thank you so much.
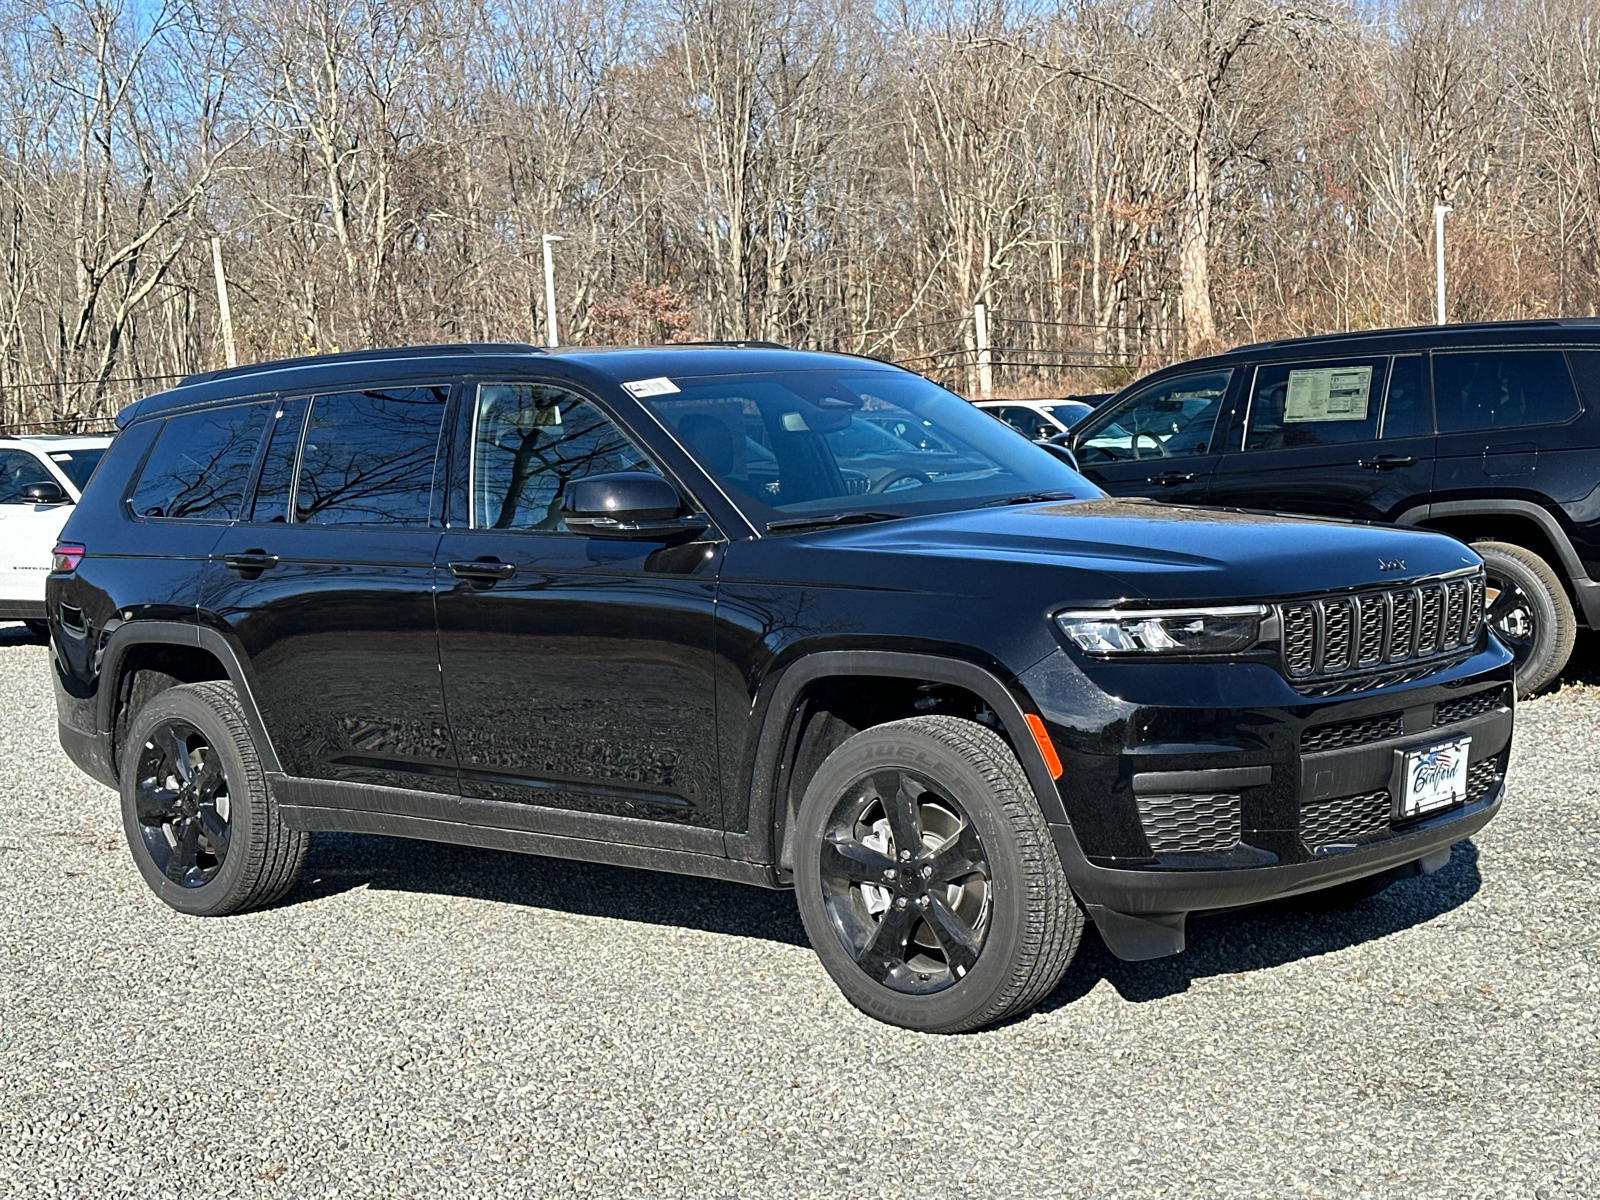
[132,719,233,888]
[1474,541,1576,697]
[119,681,308,916]
[817,767,991,994]
[794,716,1082,1032]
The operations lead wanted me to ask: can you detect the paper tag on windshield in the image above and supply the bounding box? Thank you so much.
[622,377,680,398]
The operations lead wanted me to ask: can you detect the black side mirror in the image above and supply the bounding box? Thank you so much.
[562,472,710,540]
[1036,440,1080,472]
[21,481,69,505]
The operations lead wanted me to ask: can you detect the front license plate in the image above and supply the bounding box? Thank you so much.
[1400,737,1471,818]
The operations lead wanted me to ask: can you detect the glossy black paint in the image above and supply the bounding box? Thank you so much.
[50,343,1514,947]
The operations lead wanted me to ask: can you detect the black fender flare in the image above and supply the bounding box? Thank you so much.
[96,620,283,776]
[1395,499,1591,583]
[734,649,1079,873]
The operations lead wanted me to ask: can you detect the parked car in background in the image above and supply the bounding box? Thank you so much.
[976,397,1102,440]
[0,433,112,635]
[1065,319,1600,694]
[48,344,1509,1032]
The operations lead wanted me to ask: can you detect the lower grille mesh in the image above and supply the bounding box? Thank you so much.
[1301,788,1390,849]
[1301,711,1404,752]
[1467,756,1502,804]
[1136,792,1242,854]
[1435,687,1510,727]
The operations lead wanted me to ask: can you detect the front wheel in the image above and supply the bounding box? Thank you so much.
[1474,541,1575,697]
[793,716,1082,1032]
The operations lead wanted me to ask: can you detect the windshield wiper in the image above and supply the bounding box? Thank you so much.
[765,511,907,534]
[979,490,1080,508]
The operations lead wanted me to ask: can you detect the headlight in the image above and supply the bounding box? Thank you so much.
[1055,605,1271,656]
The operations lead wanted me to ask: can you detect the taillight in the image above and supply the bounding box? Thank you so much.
[52,543,85,573]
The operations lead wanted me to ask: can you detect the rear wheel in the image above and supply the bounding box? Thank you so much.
[1474,541,1575,697]
[119,681,307,916]
[793,716,1082,1032]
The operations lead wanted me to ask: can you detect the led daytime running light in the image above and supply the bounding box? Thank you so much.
[1056,605,1270,656]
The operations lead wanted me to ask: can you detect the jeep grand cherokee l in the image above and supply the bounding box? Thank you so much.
[1064,318,1600,695]
[46,344,1513,1032]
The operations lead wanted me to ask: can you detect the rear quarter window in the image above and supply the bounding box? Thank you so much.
[1433,350,1580,433]
[128,403,270,520]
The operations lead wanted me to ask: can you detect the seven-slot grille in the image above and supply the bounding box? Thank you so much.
[1280,572,1484,682]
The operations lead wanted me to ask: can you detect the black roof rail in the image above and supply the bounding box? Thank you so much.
[178,342,545,389]
[669,340,791,350]
[1230,317,1600,355]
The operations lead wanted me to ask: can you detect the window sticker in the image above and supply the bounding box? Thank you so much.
[50,452,73,461]
[622,377,681,398]
[1284,366,1372,423]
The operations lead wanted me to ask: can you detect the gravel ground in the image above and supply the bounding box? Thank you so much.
[0,621,1596,1200]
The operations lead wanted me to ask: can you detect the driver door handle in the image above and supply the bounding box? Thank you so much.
[1358,454,1416,470]
[1148,471,1197,486]
[449,560,517,583]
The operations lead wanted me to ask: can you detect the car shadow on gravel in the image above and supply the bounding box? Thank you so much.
[0,623,46,646]
[283,831,813,946]
[1038,839,1483,1012]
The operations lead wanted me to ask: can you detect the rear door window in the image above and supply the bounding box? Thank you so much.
[1245,359,1387,450]
[128,402,270,520]
[1433,350,1581,432]
[293,386,450,525]
[1381,355,1431,439]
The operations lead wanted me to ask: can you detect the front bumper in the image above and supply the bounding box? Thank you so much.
[1020,642,1514,960]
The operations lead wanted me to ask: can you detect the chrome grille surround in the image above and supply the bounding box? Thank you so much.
[1135,792,1242,854]
[1279,569,1484,687]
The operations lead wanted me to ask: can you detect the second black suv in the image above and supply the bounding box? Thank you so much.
[1065,319,1600,694]
[48,344,1511,1031]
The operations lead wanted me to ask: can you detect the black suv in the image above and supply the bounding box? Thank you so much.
[47,344,1513,1032]
[1064,319,1600,695]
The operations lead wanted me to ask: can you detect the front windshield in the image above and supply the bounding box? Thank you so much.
[46,446,106,491]
[637,368,1093,522]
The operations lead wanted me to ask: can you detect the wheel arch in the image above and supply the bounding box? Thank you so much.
[1396,499,1587,583]
[98,621,282,779]
[740,650,1071,882]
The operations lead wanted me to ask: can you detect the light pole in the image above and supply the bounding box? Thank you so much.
[541,234,563,347]
[1434,204,1453,325]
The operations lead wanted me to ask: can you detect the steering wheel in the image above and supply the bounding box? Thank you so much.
[870,468,933,493]
[1132,431,1170,459]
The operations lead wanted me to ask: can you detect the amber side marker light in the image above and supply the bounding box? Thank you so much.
[52,543,85,573]
[1023,713,1063,779]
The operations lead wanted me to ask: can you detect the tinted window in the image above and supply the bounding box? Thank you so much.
[1433,350,1581,432]
[988,405,1053,437]
[1382,355,1430,439]
[250,397,309,522]
[46,448,106,491]
[1076,370,1231,464]
[1245,359,1386,450]
[128,403,269,520]
[294,387,448,525]
[473,383,657,530]
[0,450,54,504]
[641,369,1084,518]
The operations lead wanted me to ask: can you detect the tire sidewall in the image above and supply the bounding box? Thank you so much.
[1477,542,1566,693]
[793,724,1034,1032]
[119,687,259,916]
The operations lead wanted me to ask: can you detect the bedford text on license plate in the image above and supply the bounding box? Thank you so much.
[1400,737,1470,818]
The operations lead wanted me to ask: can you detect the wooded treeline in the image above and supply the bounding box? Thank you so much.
[3,0,1598,425]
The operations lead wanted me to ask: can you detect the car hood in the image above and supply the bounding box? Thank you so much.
[822,497,1480,605]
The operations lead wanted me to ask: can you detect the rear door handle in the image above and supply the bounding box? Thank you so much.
[1358,455,1416,470]
[1147,471,1197,486]
[449,560,516,583]
[223,551,279,573]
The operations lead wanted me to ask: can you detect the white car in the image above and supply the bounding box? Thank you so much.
[1,434,113,635]
[974,398,1102,440]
